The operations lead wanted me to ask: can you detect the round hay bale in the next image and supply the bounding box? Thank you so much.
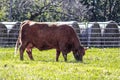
[103,21,120,47]
[80,29,88,47]
[89,22,102,47]
[8,22,21,47]
[71,21,87,46]
[0,23,7,47]
[71,21,81,35]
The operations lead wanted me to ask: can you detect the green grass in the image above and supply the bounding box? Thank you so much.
[0,48,120,80]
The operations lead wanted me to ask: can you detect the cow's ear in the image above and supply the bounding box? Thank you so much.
[84,47,89,51]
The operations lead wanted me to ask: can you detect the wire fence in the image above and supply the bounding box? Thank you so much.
[0,21,119,53]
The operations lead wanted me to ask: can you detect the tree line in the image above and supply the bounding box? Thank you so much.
[0,0,120,22]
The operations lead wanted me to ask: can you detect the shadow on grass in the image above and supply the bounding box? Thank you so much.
[34,58,86,64]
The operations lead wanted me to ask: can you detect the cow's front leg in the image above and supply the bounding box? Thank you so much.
[56,50,60,61]
[62,52,67,62]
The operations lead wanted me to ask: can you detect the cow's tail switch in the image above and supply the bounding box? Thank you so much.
[14,39,18,55]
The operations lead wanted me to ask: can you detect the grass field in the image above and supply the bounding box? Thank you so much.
[0,48,120,80]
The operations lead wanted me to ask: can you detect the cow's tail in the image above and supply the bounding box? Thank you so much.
[14,22,24,56]
[14,21,30,56]
[14,38,20,55]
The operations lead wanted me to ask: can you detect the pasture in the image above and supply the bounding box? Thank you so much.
[0,48,120,80]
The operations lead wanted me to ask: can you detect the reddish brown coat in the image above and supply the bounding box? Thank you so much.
[15,20,85,61]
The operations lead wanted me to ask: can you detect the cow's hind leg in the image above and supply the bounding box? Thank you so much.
[19,45,26,60]
[26,48,34,60]
[26,43,34,60]
[19,41,28,60]
[56,49,60,62]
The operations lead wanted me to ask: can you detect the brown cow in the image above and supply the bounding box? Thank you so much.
[15,20,86,61]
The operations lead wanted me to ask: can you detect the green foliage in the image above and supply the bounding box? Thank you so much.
[0,48,120,80]
[0,10,6,21]
[0,0,9,21]
[0,0,120,22]
[81,0,120,22]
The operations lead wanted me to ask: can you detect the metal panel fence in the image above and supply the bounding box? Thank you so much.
[0,21,120,48]
[0,22,20,47]
[78,21,120,48]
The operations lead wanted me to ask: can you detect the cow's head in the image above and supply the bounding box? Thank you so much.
[73,46,88,61]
